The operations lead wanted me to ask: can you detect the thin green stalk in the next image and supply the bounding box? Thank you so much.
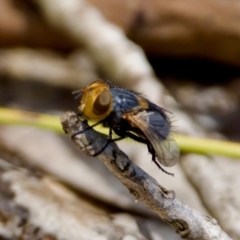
[175,135,240,159]
[0,107,62,133]
[0,107,240,159]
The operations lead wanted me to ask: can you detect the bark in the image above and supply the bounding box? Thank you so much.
[0,158,147,240]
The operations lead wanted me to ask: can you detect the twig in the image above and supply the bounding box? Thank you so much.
[34,0,154,86]
[181,154,240,239]
[60,111,231,240]
[0,48,97,89]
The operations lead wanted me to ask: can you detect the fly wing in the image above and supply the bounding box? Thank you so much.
[124,110,179,167]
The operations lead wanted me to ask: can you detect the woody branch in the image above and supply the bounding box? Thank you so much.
[60,111,231,240]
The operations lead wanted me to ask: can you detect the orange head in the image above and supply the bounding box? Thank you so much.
[77,80,113,121]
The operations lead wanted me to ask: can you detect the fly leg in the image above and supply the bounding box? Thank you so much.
[147,143,174,176]
[95,128,148,156]
[71,118,125,157]
[123,132,173,176]
[71,120,104,139]
[93,128,125,157]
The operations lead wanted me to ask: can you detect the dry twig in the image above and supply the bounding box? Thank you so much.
[61,111,231,240]
[0,48,97,89]
[34,0,155,86]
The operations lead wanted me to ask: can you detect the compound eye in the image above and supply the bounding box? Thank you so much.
[93,90,111,116]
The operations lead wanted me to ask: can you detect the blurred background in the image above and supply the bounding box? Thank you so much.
[0,0,240,239]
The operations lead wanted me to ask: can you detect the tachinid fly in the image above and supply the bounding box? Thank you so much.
[72,80,179,175]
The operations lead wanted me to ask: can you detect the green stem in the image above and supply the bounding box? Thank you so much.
[0,107,62,133]
[175,135,240,159]
[0,107,240,159]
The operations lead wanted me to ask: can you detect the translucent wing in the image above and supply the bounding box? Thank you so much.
[124,110,179,167]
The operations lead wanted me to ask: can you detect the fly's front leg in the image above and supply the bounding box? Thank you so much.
[93,128,124,157]
[71,119,103,139]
